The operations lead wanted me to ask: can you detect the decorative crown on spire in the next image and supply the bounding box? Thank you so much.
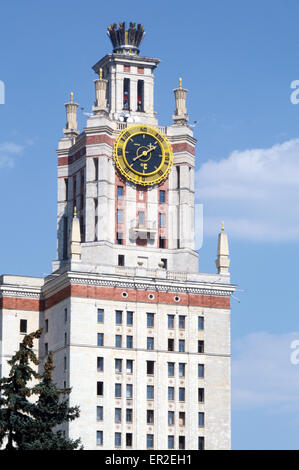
[107,22,145,55]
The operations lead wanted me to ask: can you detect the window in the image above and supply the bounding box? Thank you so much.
[198,436,205,450]
[116,310,122,324]
[97,357,104,371]
[117,209,123,223]
[168,362,175,377]
[115,335,122,348]
[147,361,154,375]
[179,412,185,426]
[115,359,122,373]
[161,258,167,270]
[147,434,154,449]
[126,360,133,374]
[168,435,174,449]
[126,408,133,423]
[159,190,166,203]
[168,387,174,401]
[20,319,27,333]
[97,308,104,323]
[97,406,103,421]
[198,316,204,330]
[179,363,185,377]
[168,338,174,351]
[118,254,125,266]
[45,319,48,333]
[45,343,48,355]
[64,333,67,346]
[64,307,68,323]
[116,232,123,245]
[198,340,204,353]
[126,433,133,447]
[138,211,145,225]
[147,410,154,424]
[127,336,133,349]
[179,315,185,329]
[97,333,104,347]
[96,430,103,446]
[117,186,124,200]
[168,315,174,329]
[137,79,144,111]
[115,383,122,398]
[127,311,133,325]
[147,385,154,400]
[97,381,103,396]
[198,412,205,427]
[179,436,185,450]
[198,364,205,378]
[179,387,185,402]
[159,236,166,248]
[115,432,121,447]
[179,339,185,352]
[147,337,154,350]
[198,388,205,403]
[123,78,130,110]
[115,408,121,423]
[147,312,154,328]
[168,411,174,425]
[159,212,166,227]
[126,384,133,399]
[64,356,67,371]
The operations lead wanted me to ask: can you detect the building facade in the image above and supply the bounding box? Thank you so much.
[0,22,235,450]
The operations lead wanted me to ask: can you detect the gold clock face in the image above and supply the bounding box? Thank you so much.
[113,124,173,186]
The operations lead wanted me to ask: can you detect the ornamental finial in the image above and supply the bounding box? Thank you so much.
[221,221,225,231]
[179,77,182,88]
[99,68,103,80]
[74,205,77,218]
[70,91,74,103]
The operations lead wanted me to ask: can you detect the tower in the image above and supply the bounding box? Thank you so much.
[0,22,235,450]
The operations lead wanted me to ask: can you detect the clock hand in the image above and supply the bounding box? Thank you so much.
[133,145,157,161]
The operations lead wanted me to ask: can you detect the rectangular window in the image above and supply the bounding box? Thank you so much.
[159,190,166,203]
[147,360,154,375]
[115,335,122,348]
[97,406,103,421]
[45,319,48,333]
[198,436,205,450]
[64,356,67,371]
[179,436,185,450]
[115,358,122,373]
[159,236,166,248]
[138,211,145,226]
[168,435,174,449]
[117,209,123,223]
[179,315,185,329]
[118,254,125,266]
[159,212,166,227]
[127,311,133,325]
[97,333,104,347]
[96,430,103,446]
[168,411,174,425]
[116,310,122,325]
[127,336,133,349]
[147,410,154,424]
[137,79,144,111]
[198,340,204,353]
[198,388,205,403]
[97,381,103,396]
[117,186,124,200]
[168,362,175,377]
[126,384,133,399]
[147,434,154,449]
[168,387,174,401]
[168,338,174,351]
[64,307,68,323]
[126,433,133,447]
[126,408,133,423]
[147,385,154,400]
[20,319,27,334]
[115,432,121,447]
[97,308,104,323]
[97,357,104,371]
[198,364,205,378]
[179,339,185,353]
[126,360,133,374]
[168,315,174,329]
[45,343,48,355]
[198,316,204,330]
[115,408,121,423]
[147,337,154,350]
[179,387,185,402]
[179,363,185,377]
[115,383,122,398]
[123,78,130,110]
[147,312,154,328]
[179,411,185,426]
[198,412,205,427]
[116,232,123,245]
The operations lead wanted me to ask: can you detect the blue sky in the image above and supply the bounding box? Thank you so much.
[1,0,299,449]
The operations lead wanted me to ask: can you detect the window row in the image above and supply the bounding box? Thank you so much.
[117,187,166,204]
[97,334,204,353]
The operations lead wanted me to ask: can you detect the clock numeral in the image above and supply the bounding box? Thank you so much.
[155,133,164,143]
[124,167,130,173]
[120,131,131,141]
[140,127,147,132]
[117,148,122,156]
[158,170,164,176]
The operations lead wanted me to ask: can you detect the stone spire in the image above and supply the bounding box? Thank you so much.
[69,207,81,261]
[107,22,145,55]
[215,222,230,274]
[172,77,188,125]
[93,68,108,115]
[64,92,79,137]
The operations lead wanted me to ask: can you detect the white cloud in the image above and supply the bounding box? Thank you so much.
[232,332,299,413]
[0,141,24,168]
[196,138,299,241]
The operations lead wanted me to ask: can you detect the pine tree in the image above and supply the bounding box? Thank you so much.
[23,352,82,450]
[0,329,42,450]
